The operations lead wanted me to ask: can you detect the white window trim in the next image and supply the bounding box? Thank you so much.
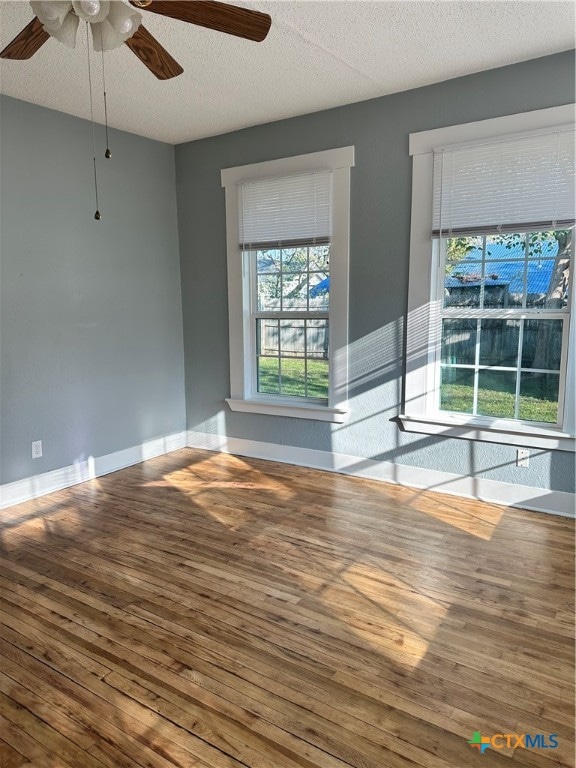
[221,146,354,423]
[401,105,576,452]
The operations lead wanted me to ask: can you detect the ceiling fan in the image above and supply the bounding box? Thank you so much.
[0,1,272,80]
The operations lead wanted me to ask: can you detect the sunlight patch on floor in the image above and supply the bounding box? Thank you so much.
[404,490,504,540]
[324,564,450,670]
[158,456,295,528]
[0,502,81,550]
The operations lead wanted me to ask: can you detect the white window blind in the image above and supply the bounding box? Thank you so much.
[239,170,332,249]
[432,128,576,237]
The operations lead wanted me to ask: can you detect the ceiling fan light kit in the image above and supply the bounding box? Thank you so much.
[29,1,143,51]
[72,2,112,25]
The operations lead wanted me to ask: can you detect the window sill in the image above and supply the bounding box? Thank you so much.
[226,398,349,423]
[399,413,575,452]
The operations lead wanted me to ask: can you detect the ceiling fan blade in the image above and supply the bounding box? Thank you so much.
[124,25,183,80]
[135,1,271,42]
[1,17,50,60]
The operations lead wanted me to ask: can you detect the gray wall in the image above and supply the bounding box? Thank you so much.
[176,50,575,495]
[1,95,185,485]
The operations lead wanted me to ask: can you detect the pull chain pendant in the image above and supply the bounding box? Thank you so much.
[86,22,101,220]
[101,30,111,159]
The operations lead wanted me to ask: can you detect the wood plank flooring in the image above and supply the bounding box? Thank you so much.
[0,447,574,768]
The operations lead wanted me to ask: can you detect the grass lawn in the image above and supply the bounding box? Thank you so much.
[258,357,329,399]
[441,378,558,423]
[258,358,557,422]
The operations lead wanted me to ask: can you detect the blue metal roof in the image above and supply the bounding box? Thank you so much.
[446,239,558,294]
[307,240,561,298]
[310,276,329,297]
[446,261,555,293]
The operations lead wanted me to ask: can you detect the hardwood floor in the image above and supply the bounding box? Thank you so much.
[0,447,573,768]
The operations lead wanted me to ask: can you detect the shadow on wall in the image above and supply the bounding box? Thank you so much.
[185,276,573,514]
[549,450,576,496]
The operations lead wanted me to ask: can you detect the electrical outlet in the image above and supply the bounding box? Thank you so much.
[31,440,43,459]
[516,448,529,468]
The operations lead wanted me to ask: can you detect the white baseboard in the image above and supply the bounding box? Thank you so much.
[2,429,573,518]
[0,431,187,509]
[187,430,575,518]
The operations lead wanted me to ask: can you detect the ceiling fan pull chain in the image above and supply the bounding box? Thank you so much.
[100,28,111,159]
[86,22,101,220]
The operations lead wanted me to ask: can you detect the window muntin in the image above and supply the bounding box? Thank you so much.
[436,230,571,425]
[250,244,330,401]
[255,245,330,312]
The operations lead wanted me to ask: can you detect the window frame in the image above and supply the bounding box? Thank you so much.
[401,105,575,451]
[221,147,354,423]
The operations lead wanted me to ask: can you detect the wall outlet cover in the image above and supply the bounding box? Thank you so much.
[32,440,43,459]
[516,448,530,467]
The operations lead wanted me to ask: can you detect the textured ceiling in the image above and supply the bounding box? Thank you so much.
[0,1,574,144]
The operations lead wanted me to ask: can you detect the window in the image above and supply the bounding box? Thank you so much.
[402,105,575,451]
[439,230,570,424]
[254,243,330,400]
[221,147,354,422]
